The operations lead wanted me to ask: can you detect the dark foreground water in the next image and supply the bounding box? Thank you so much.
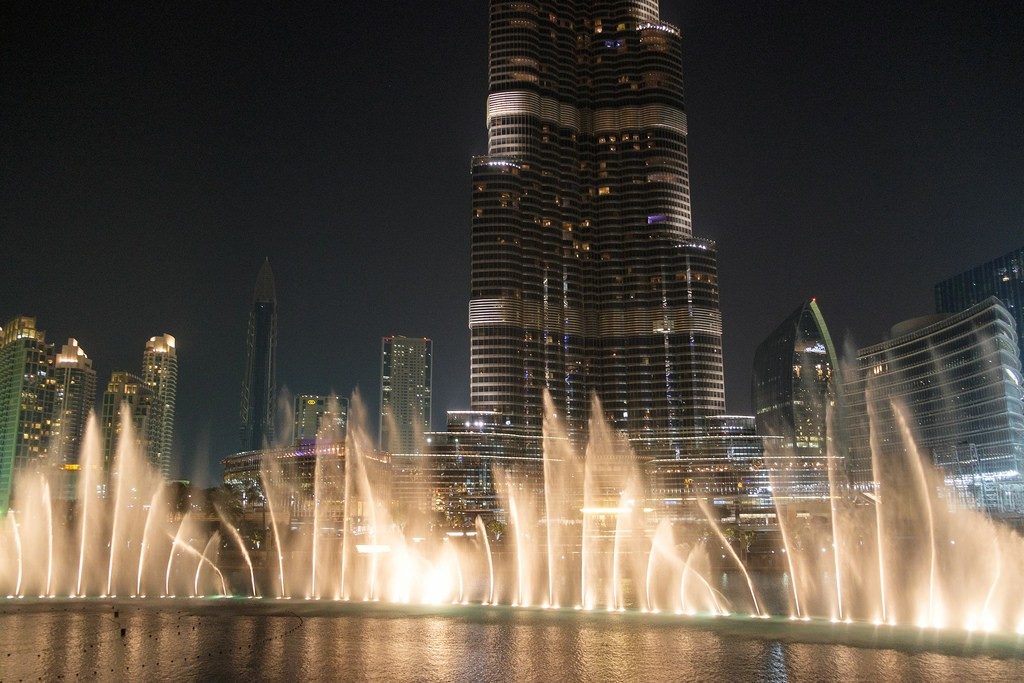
[2,600,1024,682]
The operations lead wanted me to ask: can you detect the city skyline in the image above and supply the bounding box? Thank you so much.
[3,2,1022,484]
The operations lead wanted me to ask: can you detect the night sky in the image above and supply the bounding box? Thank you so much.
[3,2,1022,485]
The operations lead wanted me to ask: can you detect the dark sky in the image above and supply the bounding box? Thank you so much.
[3,2,1022,485]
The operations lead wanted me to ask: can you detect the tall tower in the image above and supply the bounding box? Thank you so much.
[379,336,432,454]
[240,259,277,451]
[0,316,56,513]
[51,338,97,497]
[469,2,724,451]
[142,333,177,477]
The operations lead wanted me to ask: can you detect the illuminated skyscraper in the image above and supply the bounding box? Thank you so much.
[142,333,177,477]
[51,338,97,497]
[380,336,432,454]
[0,316,56,513]
[240,259,277,451]
[469,1,723,451]
[751,299,841,497]
[294,394,348,446]
[101,371,160,470]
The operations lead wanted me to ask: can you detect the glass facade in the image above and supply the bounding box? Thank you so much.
[751,299,841,498]
[935,246,1024,369]
[469,1,724,450]
[239,259,277,451]
[379,336,432,454]
[293,394,348,446]
[843,298,1024,512]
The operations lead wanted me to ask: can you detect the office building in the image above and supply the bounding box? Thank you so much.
[468,1,724,450]
[751,299,842,497]
[379,336,432,454]
[843,298,1024,512]
[935,247,1023,368]
[240,259,278,451]
[294,394,348,446]
[51,338,97,498]
[142,333,177,477]
[0,316,56,513]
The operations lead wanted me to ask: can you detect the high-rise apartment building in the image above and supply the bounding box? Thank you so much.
[142,333,177,477]
[751,300,841,496]
[469,1,724,450]
[294,394,348,446]
[0,316,56,513]
[380,336,432,454]
[51,338,97,498]
[101,371,160,471]
[843,298,1024,512]
[240,259,277,451]
[935,247,1023,368]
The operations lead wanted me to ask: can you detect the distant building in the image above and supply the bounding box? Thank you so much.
[240,259,277,451]
[293,394,348,446]
[843,297,1024,512]
[751,299,842,497]
[935,247,1023,368]
[142,333,177,477]
[101,371,160,471]
[0,316,56,513]
[379,336,432,454]
[51,338,97,498]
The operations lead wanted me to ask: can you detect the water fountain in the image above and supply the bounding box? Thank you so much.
[2,389,1024,643]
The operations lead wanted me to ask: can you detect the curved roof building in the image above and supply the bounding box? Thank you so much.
[751,299,841,498]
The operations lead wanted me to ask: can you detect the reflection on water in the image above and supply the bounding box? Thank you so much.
[1,602,1022,681]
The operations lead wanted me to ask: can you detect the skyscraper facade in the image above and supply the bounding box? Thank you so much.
[935,246,1023,368]
[294,394,349,446]
[469,1,724,450]
[0,317,56,513]
[751,299,841,496]
[101,371,160,470]
[51,338,97,498]
[843,298,1024,512]
[142,333,177,477]
[380,336,432,454]
[240,259,277,451]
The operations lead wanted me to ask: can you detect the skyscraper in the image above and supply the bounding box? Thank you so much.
[142,333,177,477]
[751,299,841,497]
[380,336,432,454]
[101,371,160,471]
[294,394,348,446]
[51,338,97,498]
[0,316,56,513]
[935,246,1023,368]
[468,2,724,450]
[240,259,277,451]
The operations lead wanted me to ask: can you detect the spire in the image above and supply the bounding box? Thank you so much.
[254,258,276,303]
